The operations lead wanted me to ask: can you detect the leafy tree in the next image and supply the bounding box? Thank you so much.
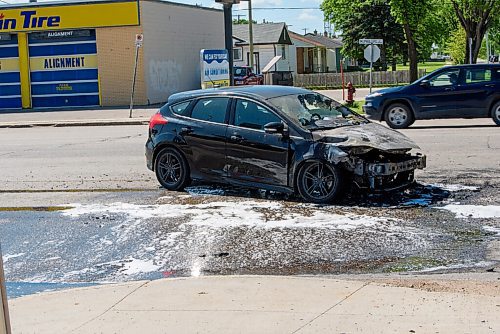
[450,0,500,63]
[233,18,256,25]
[321,0,405,70]
[389,0,444,82]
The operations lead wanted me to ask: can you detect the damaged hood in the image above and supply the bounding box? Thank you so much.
[312,122,420,152]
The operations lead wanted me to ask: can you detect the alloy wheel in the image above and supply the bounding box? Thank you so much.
[157,152,182,187]
[301,162,338,201]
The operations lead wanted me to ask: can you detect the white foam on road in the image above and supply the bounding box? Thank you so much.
[63,200,398,231]
[439,204,500,218]
[2,253,25,264]
[427,183,479,192]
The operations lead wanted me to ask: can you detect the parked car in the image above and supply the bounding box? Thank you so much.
[233,66,264,86]
[363,64,500,128]
[146,86,426,203]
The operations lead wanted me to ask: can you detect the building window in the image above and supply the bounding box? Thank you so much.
[233,48,243,61]
[281,45,286,59]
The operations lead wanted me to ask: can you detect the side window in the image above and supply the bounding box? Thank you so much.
[429,69,460,87]
[190,97,229,124]
[234,100,281,130]
[171,101,191,116]
[465,68,492,84]
[495,69,500,81]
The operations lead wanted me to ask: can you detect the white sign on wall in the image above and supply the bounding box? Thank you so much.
[200,49,230,89]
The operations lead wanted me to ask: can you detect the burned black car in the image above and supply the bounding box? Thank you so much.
[146,86,426,203]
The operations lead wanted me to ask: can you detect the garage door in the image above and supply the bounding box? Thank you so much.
[0,34,22,110]
[28,30,100,108]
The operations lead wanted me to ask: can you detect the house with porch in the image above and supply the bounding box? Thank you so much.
[289,31,353,74]
[232,23,293,74]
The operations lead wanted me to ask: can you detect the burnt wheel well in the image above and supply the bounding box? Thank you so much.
[152,144,189,173]
[383,100,415,119]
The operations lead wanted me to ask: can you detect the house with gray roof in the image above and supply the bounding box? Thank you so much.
[289,31,355,74]
[232,23,293,73]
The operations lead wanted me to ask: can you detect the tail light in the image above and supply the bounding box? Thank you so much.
[149,112,168,129]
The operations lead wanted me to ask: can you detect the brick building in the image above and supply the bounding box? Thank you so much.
[0,0,224,110]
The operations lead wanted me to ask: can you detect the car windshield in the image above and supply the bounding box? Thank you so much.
[267,93,368,130]
[234,68,248,76]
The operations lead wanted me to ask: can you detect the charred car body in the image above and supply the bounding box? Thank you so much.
[146,86,426,203]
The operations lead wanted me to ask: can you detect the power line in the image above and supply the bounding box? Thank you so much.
[0,0,11,4]
[234,7,320,11]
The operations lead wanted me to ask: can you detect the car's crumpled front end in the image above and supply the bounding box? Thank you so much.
[312,122,426,192]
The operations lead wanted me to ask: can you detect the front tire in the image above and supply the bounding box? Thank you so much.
[491,101,500,126]
[384,103,414,129]
[296,161,343,204]
[155,147,190,191]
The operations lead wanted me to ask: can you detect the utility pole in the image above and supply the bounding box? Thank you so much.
[248,0,254,72]
[303,28,308,35]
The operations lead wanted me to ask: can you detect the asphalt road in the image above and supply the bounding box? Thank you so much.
[0,119,499,298]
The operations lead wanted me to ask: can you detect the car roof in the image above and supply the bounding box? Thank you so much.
[438,63,500,70]
[167,85,312,104]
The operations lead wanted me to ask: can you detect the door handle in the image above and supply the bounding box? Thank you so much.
[230,134,245,143]
[485,84,495,88]
[180,127,193,135]
[444,87,455,91]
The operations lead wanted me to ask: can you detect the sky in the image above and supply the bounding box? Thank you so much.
[0,0,327,35]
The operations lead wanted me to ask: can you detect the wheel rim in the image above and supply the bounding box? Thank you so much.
[388,107,408,126]
[495,105,500,120]
[158,153,182,186]
[302,162,337,201]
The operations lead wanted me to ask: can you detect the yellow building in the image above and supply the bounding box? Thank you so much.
[0,0,224,110]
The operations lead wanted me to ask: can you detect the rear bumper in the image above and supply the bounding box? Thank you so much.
[145,140,154,171]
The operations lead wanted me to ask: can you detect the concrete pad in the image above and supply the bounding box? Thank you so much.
[116,276,365,313]
[75,310,313,334]
[9,282,146,333]
[299,282,500,333]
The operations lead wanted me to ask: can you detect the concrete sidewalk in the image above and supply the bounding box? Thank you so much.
[0,107,156,128]
[8,274,500,333]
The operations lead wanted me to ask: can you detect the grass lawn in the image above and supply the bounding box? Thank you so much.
[395,61,451,73]
[346,100,365,114]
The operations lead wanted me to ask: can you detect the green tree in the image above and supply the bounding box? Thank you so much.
[447,27,467,64]
[450,0,500,63]
[321,0,405,71]
[389,0,443,82]
[233,18,256,25]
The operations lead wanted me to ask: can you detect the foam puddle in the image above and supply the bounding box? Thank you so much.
[439,204,500,219]
[427,183,479,192]
[62,200,400,231]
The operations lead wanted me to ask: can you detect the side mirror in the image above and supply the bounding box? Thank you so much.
[264,122,285,135]
[420,80,430,88]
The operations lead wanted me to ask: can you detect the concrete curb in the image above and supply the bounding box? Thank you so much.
[0,119,149,128]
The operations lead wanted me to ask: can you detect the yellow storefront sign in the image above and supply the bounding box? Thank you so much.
[0,58,19,72]
[0,1,139,33]
[30,54,98,71]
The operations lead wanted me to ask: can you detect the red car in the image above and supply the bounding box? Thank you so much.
[233,66,264,86]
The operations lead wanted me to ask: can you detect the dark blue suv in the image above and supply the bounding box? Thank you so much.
[363,64,500,128]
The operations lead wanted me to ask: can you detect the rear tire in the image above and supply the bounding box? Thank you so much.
[296,161,343,204]
[384,103,414,129]
[492,101,500,126]
[155,147,190,191]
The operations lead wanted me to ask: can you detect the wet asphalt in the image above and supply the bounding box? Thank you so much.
[1,183,498,298]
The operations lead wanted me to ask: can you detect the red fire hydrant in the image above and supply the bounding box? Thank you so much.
[347,82,356,105]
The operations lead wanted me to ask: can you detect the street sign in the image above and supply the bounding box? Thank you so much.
[135,34,143,47]
[364,45,380,63]
[359,38,383,45]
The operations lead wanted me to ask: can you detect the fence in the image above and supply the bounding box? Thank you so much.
[294,69,427,88]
